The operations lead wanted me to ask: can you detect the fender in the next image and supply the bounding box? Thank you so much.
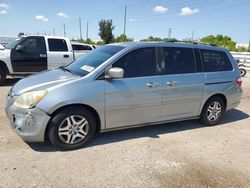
[0,49,13,74]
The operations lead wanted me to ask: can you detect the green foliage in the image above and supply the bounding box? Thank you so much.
[98,19,115,44]
[85,38,95,45]
[140,36,177,42]
[72,38,96,45]
[96,41,105,46]
[140,36,162,42]
[115,34,133,43]
[200,35,236,51]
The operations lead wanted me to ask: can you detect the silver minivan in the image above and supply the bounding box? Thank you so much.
[5,42,243,150]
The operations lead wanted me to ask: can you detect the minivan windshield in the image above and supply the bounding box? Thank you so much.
[65,45,124,76]
[5,37,23,49]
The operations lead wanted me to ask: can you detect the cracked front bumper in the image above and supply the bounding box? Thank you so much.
[5,96,51,142]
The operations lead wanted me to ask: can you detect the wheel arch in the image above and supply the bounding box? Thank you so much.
[44,103,101,142]
[202,93,227,113]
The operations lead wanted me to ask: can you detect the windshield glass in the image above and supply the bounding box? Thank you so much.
[66,45,124,76]
[5,37,23,49]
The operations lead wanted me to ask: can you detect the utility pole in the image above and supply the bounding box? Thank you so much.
[123,5,127,35]
[86,22,89,40]
[191,30,194,40]
[168,28,172,38]
[63,24,66,37]
[53,27,56,36]
[79,18,82,41]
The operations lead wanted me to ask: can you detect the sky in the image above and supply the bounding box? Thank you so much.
[0,0,250,43]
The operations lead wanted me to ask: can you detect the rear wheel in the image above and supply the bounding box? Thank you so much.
[200,97,225,126]
[239,68,247,77]
[48,107,96,150]
[0,68,6,85]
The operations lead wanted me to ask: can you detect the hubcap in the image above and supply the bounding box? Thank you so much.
[207,101,222,121]
[58,115,89,144]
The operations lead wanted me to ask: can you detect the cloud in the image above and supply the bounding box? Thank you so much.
[57,12,69,18]
[0,3,9,14]
[154,6,168,14]
[180,7,199,16]
[35,15,49,22]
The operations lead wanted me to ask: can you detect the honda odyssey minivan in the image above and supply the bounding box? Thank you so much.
[5,42,243,150]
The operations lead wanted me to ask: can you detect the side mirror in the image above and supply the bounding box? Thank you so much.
[107,67,124,79]
[15,44,24,51]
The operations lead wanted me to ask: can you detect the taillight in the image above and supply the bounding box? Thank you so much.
[236,77,242,87]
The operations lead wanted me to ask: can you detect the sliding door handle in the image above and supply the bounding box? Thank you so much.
[166,81,178,86]
[146,82,161,88]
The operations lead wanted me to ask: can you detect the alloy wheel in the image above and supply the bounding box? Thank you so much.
[206,101,222,121]
[58,115,89,144]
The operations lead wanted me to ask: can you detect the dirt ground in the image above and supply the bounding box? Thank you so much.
[0,76,250,188]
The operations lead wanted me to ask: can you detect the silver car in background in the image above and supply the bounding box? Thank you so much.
[5,42,243,150]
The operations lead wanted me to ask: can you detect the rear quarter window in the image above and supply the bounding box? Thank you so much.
[48,39,68,52]
[201,50,233,72]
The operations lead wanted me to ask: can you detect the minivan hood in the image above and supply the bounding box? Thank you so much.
[12,69,80,95]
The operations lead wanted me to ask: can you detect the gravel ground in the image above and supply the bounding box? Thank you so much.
[0,76,250,188]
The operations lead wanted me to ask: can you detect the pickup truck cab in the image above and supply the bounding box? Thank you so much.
[0,35,86,84]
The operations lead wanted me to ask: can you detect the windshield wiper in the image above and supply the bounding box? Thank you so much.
[59,66,76,75]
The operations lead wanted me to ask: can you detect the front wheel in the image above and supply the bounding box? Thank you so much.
[200,97,225,126]
[48,107,97,150]
[239,68,247,77]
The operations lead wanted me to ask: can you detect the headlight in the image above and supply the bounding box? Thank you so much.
[13,90,47,109]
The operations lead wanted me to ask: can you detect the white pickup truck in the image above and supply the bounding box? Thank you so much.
[0,35,91,84]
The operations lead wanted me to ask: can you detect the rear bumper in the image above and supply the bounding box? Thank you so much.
[5,103,50,142]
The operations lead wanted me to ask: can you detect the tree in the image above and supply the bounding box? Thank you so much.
[140,36,177,42]
[200,35,236,51]
[115,34,133,42]
[140,36,162,42]
[98,19,115,44]
[85,38,95,45]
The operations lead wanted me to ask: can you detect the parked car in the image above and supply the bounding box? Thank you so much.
[5,42,243,150]
[71,42,95,59]
[0,35,87,84]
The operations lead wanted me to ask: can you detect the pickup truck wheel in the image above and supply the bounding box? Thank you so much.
[200,97,225,126]
[48,107,96,150]
[0,68,6,85]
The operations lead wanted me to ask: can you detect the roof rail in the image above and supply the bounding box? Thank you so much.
[165,40,217,47]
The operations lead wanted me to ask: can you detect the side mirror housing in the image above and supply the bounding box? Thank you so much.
[107,67,124,79]
[15,44,24,51]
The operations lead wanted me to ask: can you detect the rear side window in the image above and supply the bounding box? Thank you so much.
[48,39,68,52]
[162,47,196,75]
[72,44,93,51]
[200,50,233,72]
[113,48,157,78]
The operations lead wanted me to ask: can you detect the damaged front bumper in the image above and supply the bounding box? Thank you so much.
[5,95,51,142]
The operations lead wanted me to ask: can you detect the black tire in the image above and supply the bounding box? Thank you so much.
[0,68,6,86]
[200,97,225,126]
[48,107,97,150]
[239,68,247,77]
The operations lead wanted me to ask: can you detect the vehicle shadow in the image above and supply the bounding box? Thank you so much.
[28,109,249,152]
[1,78,20,86]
